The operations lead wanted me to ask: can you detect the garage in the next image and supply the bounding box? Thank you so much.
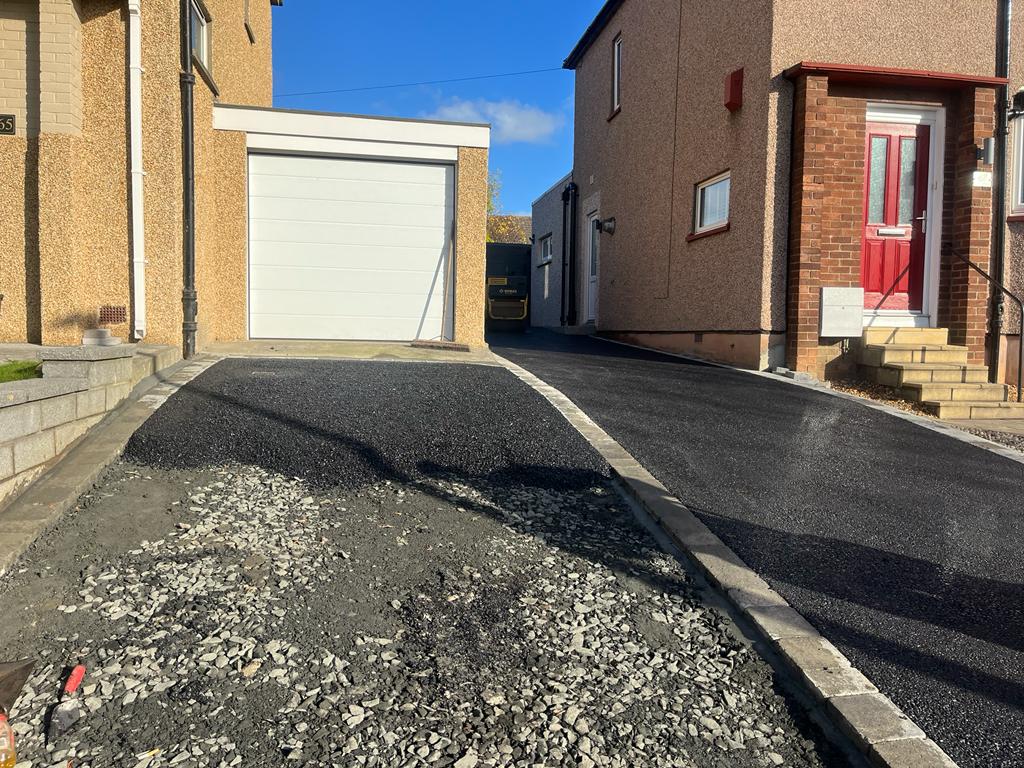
[212,104,490,346]
[248,154,455,341]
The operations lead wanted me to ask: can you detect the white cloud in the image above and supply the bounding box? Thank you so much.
[425,98,564,144]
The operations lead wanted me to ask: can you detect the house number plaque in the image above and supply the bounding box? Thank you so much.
[0,115,15,135]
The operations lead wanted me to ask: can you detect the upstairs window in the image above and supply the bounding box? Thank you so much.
[191,0,211,70]
[694,171,731,234]
[539,235,553,266]
[611,35,623,114]
[1013,119,1024,215]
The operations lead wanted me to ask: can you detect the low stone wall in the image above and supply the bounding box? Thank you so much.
[0,345,180,508]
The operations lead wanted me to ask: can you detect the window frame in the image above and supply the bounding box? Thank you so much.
[692,170,731,236]
[1012,118,1024,217]
[244,0,256,44]
[538,234,553,267]
[610,34,623,117]
[190,0,212,71]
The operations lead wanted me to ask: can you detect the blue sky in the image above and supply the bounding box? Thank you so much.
[271,1,605,214]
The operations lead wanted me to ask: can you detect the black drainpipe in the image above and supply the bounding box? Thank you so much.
[180,0,198,359]
[564,182,579,326]
[559,183,569,325]
[990,0,1012,381]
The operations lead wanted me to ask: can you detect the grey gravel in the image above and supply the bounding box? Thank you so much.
[0,462,839,767]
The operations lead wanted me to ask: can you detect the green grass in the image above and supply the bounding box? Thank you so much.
[0,360,42,383]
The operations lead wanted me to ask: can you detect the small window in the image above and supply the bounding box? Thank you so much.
[191,0,211,69]
[694,171,731,233]
[1013,119,1024,215]
[539,235,553,266]
[612,35,623,113]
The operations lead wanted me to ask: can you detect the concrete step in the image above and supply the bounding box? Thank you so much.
[82,328,112,340]
[82,336,122,347]
[862,327,949,346]
[861,344,969,367]
[924,400,1024,420]
[903,382,1008,403]
[871,362,990,387]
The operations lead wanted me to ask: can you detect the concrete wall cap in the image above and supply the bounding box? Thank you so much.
[0,379,89,408]
[39,345,137,361]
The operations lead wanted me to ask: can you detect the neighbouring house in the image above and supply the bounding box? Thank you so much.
[533,0,1024,418]
[487,215,532,245]
[0,0,489,353]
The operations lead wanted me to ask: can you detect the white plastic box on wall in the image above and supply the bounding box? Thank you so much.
[819,287,864,338]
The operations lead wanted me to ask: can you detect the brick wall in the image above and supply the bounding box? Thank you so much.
[943,87,995,363]
[38,0,82,134]
[787,75,997,378]
[0,0,82,137]
[0,0,36,136]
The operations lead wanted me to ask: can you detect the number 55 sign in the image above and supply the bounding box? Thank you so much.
[0,115,15,135]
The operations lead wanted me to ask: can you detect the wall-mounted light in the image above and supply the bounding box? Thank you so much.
[979,137,996,165]
[596,217,616,235]
[1010,87,1024,121]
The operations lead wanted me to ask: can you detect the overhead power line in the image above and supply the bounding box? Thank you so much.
[274,66,565,99]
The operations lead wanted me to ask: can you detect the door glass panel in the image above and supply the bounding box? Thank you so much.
[589,218,598,277]
[868,136,888,223]
[898,138,918,225]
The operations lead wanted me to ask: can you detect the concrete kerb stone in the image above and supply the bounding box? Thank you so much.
[0,355,221,580]
[869,738,958,768]
[492,352,960,768]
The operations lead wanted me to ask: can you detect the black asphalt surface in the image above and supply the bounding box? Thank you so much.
[127,359,608,492]
[490,331,1024,768]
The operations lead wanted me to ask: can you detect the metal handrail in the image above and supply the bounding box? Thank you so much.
[952,250,1023,402]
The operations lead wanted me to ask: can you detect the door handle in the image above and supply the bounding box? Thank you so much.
[915,209,927,234]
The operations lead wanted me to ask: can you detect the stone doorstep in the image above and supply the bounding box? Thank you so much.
[493,353,961,768]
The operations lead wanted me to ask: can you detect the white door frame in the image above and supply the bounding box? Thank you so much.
[586,210,599,323]
[863,103,945,329]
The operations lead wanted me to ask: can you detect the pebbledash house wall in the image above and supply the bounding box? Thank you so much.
[0,0,273,349]
[530,173,571,330]
[567,0,1022,379]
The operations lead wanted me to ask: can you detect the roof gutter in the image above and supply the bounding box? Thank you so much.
[563,0,625,70]
[127,0,146,340]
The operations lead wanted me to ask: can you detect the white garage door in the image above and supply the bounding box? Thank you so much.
[248,154,455,341]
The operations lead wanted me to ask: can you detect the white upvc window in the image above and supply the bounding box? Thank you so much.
[1013,119,1024,215]
[191,0,211,70]
[694,171,731,233]
[612,35,623,113]
[539,235,553,266]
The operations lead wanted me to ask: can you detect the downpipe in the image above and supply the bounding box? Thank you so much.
[990,0,1012,382]
[180,0,197,358]
[127,0,146,341]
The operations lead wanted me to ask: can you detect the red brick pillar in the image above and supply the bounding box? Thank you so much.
[787,75,829,373]
[947,87,996,364]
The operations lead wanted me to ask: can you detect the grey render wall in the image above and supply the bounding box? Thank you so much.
[531,174,571,328]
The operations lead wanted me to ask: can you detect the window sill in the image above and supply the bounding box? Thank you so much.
[1008,212,1024,223]
[607,106,621,123]
[192,55,219,97]
[686,222,730,242]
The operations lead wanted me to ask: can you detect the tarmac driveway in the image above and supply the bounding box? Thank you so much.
[490,330,1024,768]
[0,358,839,768]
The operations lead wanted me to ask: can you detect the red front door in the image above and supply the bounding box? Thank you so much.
[861,122,931,312]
